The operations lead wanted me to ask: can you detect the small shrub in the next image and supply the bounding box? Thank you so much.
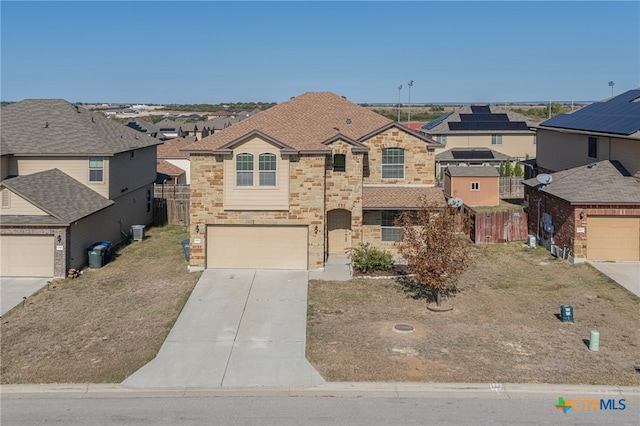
[349,243,394,273]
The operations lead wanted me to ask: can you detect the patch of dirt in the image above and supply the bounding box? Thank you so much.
[0,226,201,384]
[307,242,640,385]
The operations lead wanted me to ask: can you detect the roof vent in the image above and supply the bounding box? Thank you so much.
[587,163,598,169]
[346,117,352,125]
[45,121,49,128]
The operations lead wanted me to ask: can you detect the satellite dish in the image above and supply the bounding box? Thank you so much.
[536,173,553,185]
[448,197,463,208]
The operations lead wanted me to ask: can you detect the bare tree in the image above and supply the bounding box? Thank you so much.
[396,200,471,307]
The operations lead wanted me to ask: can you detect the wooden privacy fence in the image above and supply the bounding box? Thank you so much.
[468,208,528,244]
[499,177,524,199]
[153,183,189,226]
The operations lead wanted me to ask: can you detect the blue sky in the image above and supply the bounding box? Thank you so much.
[1,1,638,104]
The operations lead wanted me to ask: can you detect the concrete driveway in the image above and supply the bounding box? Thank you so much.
[0,277,51,316]
[123,269,325,388]
[588,261,640,297]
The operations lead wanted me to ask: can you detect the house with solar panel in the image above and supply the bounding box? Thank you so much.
[418,105,539,175]
[523,88,640,262]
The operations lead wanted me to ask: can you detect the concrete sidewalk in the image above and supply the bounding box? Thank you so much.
[0,277,51,316]
[588,261,640,297]
[123,269,324,388]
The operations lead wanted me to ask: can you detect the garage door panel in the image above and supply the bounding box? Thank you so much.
[588,216,640,261]
[0,235,54,277]
[207,226,308,269]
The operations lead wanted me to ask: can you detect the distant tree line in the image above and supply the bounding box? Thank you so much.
[160,102,276,113]
[511,103,575,120]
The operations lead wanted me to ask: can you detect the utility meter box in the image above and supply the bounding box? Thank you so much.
[560,305,574,322]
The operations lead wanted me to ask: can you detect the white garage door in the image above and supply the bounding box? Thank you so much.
[207,225,308,269]
[588,216,640,261]
[0,235,55,277]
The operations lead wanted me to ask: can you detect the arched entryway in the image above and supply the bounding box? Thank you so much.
[327,209,352,254]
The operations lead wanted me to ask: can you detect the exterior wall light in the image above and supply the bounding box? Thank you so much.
[195,225,200,234]
[314,225,318,234]
[579,210,585,220]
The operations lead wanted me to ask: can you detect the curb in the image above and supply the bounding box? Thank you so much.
[2,382,639,400]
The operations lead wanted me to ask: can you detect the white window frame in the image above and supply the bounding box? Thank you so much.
[471,182,480,191]
[381,148,405,179]
[491,134,503,145]
[437,135,447,145]
[381,210,402,242]
[89,157,104,182]
[258,153,277,187]
[236,153,254,187]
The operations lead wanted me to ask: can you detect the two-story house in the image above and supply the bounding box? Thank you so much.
[0,99,161,277]
[523,89,640,262]
[418,105,538,175]
[186,92,443,271]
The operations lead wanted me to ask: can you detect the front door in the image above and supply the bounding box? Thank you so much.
[328,209,352,254]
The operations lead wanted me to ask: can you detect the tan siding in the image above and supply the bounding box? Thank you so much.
[435,133,536,159]
[69,185,154,269]
[109,146,157,199]
[609,137,640,176]
[0,190,49,215]
[223,136,289,210]
[13,156,110,198]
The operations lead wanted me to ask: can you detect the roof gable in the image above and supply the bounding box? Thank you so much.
[1,99,162,155]
[1,169,113,222]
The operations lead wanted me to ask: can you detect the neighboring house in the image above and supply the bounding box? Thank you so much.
[444,166,500,207]
[418,105,538,161]
[534,89,640,178]
[0,99,161,278]
[154,119,184,140]
[156,137,195,184]
[522,89,640,262]
[127,118,160,138]
[157,159,186,185]
[523,160,640,262]
[436,147,513,176]
[186,92,443,271]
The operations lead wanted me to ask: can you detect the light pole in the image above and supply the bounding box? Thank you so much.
[407,80,413,127]
[608,81,615,97]
[397,85,402,122]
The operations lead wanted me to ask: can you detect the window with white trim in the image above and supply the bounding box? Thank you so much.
[471,182,480,191]
[381,148,405,179]
[436,135,447,145]
[381,210,402,242]
[89,157,104,182]
[491,134,502,145]
[236,153,254,186]
[258,153,277,186]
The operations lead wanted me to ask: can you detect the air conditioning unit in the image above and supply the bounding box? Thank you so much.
[528,234,536,248]
[130,225,146,241]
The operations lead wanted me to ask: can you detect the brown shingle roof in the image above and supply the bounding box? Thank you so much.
[156,159,185,176]
[363,186,445,209]
[157,137,195,158]
[192,92,437,152]
[523,160,640,204]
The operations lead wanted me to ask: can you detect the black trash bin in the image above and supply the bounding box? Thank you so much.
[181,239,190,261]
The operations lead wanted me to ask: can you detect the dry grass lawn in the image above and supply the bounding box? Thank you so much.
[1,225,201,384]
[307,243,640,385]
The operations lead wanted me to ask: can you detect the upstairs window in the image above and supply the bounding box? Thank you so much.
[89,157,104,182]
[236,153,254,186]
[333,154,346,172]
[491,134,503,145]
[436,135,447,145]
[381,210,402,242]
[381,148,405,179]
[588,137,598,158]
[258,153,277,186]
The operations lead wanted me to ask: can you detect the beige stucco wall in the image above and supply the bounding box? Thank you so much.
[434,133,536,160]
[363,128,436,185]
[537,129,639,175]
[0,189,49,215]
[446,175,499,206]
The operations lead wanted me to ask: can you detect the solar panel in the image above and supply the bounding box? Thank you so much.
[541,98,640,135]
[471,106,491,114]
[459,113,509,122]
[451,150,495,159]
[449,121,530,131]
[421,111,453,130]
